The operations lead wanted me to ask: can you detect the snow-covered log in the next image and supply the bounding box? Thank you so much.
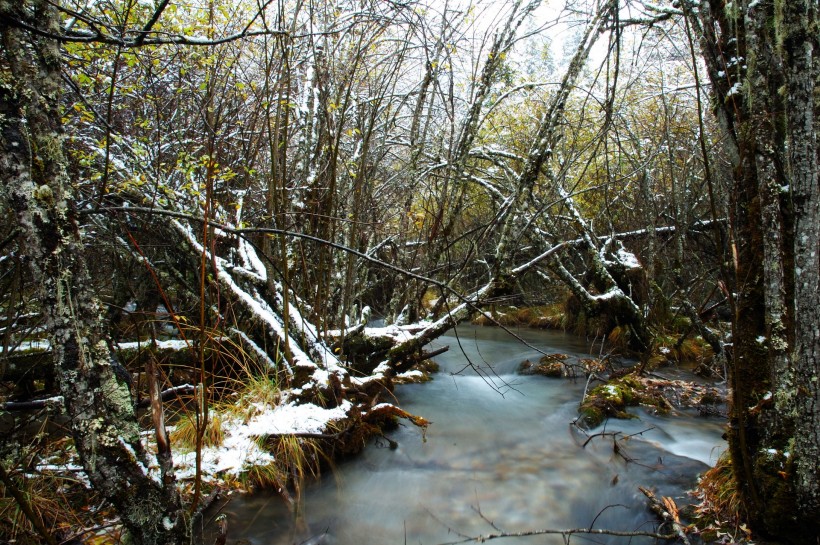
[170,220,346,392]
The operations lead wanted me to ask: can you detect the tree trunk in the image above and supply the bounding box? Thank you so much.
[686,0,819,540]
[0,3,188,543]
[784,0,820,526]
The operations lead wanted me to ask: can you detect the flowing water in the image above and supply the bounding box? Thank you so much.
[214,326,726,545]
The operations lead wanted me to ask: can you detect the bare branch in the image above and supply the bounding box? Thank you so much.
[435,525,676,544]
[3,0,285,47]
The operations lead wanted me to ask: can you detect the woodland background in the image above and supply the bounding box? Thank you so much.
[0,0,817,543]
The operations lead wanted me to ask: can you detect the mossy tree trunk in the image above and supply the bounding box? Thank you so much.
[685,0,819,540]
[0,2,188,543]
[783,0,820,526]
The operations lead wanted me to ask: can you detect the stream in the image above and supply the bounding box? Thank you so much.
[213,326,726,544]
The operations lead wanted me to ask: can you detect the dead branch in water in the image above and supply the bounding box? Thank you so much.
[640,486,692,545]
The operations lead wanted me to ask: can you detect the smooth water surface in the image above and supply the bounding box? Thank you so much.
[217,326,726,545]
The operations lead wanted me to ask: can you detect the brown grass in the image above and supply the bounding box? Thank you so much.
[0,437,114,545]
[690,451,750,541]
[170,409,226,449]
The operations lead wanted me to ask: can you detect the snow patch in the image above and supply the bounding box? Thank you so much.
[118,339,190,351]
[360,325,420,344]
[604,385,619,396]
[174,400,352,481]
[616,246,641,269]
[3,340,50,352]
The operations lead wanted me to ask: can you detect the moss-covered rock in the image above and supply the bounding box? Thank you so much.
[518,353,569,377]
[577,373,727,428]
[577,375,665,428]
[579,358,606,375]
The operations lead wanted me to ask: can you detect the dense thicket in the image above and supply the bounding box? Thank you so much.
[0,0,816,542]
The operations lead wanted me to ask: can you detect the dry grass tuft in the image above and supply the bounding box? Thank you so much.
[240,459,288,491]
[169,409,226,449]
[690,451,750,542]
[678,337,714,365]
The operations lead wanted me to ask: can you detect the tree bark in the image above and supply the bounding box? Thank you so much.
[783,0,820,526]
[685,0,819,539]
[0,3,188,543]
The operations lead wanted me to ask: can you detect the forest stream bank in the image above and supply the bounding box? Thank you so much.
[200,325,728,545]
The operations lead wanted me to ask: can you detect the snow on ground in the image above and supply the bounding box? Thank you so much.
[7,338,193,352]
[3,340,51,352]
[616,246,641,269]
[326,322,428,344]
[172,400,353,482]
[396,370,424,380]
[118,339,191,351]
[28,319,432,489]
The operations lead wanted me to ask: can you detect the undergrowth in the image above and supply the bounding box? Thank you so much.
[0,436,111,545]
[689,451,753,543]
[472,304,564,329]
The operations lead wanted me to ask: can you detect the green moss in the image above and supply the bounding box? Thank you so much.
[646,333,715,371]
[518,353,568,377]
[472,305,566,329]
[752,449,799,538]
[577,374,669,428]
[670,315,692,333]
[578,405,605,428]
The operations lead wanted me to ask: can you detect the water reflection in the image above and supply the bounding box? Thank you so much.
[217,326,725,545]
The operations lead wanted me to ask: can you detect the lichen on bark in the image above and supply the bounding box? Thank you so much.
[0,2,189,543]
[685,0,819,540]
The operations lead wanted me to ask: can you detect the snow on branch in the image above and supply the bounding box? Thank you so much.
[511,219,726,276]
[170,219,320,376]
